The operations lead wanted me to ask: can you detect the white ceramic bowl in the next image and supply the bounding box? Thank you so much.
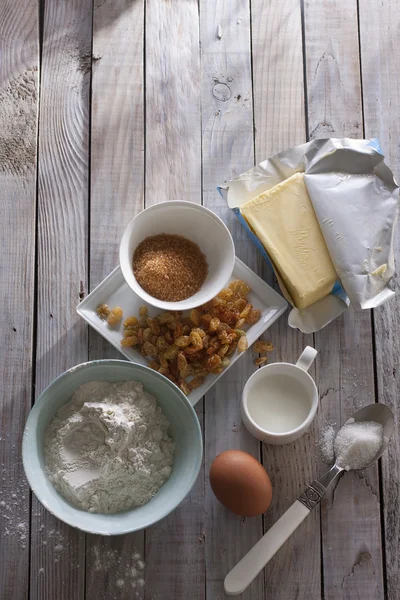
[22,360,203,535]
[119,201,235,311]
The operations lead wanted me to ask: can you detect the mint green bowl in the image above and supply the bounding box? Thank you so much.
[22,360,203,535]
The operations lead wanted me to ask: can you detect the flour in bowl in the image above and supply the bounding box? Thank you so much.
[44,381,175,514]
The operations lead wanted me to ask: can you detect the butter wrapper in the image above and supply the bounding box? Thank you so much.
[218,138,399,333]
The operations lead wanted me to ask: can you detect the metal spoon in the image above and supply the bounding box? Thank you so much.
[224,403,394,596]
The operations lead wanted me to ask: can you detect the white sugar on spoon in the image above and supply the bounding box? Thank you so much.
[319,420,384,470]
[334,420,383,471]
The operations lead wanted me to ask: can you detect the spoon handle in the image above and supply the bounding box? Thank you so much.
[224,500,310,596]
[224,464,343,596]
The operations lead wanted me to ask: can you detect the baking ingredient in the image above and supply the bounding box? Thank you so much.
[240,173,337,309]
[44,380,175,514]
[107,306,123,326]
[133,233,208,302]
[252,339,274,367]
[97,304,110,319]
[0,461,29,550]
[333,420,383,471]
[254,357,268,367]
[91,546,145,592]
[209,450,272,517]
[247,373,311,433]
[107,279,261,395]
[253,340,273,354]
[96,304,123,326]
[319,423,336,464]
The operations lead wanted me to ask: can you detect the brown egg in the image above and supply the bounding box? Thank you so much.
[209,450,272,517]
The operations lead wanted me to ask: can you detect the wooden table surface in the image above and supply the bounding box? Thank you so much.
[1,0,400,598]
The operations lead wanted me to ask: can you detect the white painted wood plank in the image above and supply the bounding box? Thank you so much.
[358,1,400,598]
[252,0,306,157]
[85,0,146,597]
[89,0,145,290]
[200,1,264,598]
[304,2,385,598]
[0,0,39,597]
[29,0,92,597]
[144,2,205,598]
[251,1,321,598]
[306,0,363,140]
[145,0,202,207]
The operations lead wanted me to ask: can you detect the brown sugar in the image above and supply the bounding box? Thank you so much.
[133,234,208,302]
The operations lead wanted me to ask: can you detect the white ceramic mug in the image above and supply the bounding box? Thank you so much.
[241,346,318,445]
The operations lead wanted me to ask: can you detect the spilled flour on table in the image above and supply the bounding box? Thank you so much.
[0,459,29,550]
[91,546,145,597]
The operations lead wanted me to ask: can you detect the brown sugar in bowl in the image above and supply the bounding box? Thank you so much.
[119,201,235,311]
[132,233,208,303]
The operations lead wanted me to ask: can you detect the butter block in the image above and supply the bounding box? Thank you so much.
[240,172,337,309]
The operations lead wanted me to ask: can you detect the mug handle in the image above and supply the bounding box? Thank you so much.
[296,346,318,372]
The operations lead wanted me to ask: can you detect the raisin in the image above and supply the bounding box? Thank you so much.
[107,306,123,326]
[253,340,273,354]
[175,335,191,348]
[189,331,203,348]
[190,309,201,326]
[206,354,222,371]
[97,304,110,319]
[121,336,137,347]
[237,335,249,352]
[209,317,220,332]
[142,341,157,356]
[247,309,261,324]
[255,356,268,367]
[123,316,138,328]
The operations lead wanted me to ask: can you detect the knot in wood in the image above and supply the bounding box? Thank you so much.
[212,82,232,102]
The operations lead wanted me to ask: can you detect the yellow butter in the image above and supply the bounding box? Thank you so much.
[240,172,336,309]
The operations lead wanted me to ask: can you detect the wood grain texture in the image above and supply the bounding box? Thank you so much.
[305,0,363,139]
[144,2,205,598]
[359,1,400,598]
[89,0,145,291]
[85,1,146,598]
[145,0,202,206]
[29,0,92,598]
[304,2,384,598]
[200,1,264,598]
[0,0,39,598]
[251,0,306,157]
[251,1,321,598]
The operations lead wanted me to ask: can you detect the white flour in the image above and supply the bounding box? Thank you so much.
[44,381,175,514]
[92,546,145,595]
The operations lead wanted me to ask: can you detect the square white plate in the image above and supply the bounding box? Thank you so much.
[77,257,287,406]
